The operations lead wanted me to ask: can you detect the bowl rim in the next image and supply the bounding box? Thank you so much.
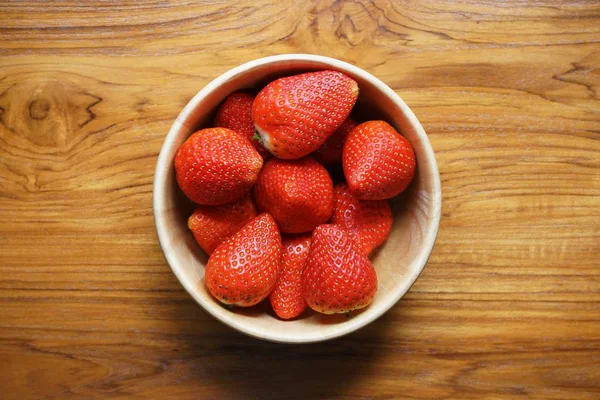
[153,53,442,343]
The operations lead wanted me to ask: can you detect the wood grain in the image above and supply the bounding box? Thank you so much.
[0,0,599,399]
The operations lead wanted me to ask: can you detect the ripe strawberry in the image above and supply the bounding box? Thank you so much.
[253,70,359,159]
[343,121,416,200]
[174,128,263,205]
[303,224,378,314]
[188,193,258,256]
[213,91,271,160]
[253,156,334,234]
[313,118,358,165]
[331,183,392,256]
[269,234,311,320]
[205,213,283,307]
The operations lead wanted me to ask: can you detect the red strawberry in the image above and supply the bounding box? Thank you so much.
[303,224,378,314]
[205,213,283,307]
[343,121,416,200]
[253,70,359,159]
[188,193,258,255]
[253,156,333,234]
[269,234,311,320]
[313,118,358,165]
[174,128,263,205]
[331,183,392,256]
[213,91,271,160]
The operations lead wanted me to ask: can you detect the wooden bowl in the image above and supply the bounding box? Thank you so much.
[153,54,441,343]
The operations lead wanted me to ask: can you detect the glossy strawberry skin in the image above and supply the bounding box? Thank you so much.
[313,118,358,165]
[269,234,311,320]
[213,91,271,160]
[253,70,359,159]
[343,121,416,200]
[331,184,392,256]
[174,128,263,205]
[188,193,258,256]
[253,157,334,234]
[205,213,283,307]
[303,224,378,314]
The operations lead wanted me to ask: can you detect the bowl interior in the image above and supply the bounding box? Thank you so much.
[154,55,441,343]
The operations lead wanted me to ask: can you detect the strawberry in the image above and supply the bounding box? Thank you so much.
[253,70,359,159]
[205,213,283,307]
[269,234,311,319]
[343,120,416,200]
[303,224,378,314]
[213,91,271,160]
[174,128,263,205]
[313,118,358,165]
[331,183,392,256]
[253,156,334,234]
[188,193,258,255]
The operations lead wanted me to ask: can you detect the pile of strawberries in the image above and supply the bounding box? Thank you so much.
[174,70,416,319]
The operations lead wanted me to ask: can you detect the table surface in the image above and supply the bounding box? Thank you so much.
[1,1,599,399]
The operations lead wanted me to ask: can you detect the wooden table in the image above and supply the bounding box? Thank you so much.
[1,1,599,399]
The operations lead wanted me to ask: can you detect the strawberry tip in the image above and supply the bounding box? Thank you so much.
[351,82,359,97]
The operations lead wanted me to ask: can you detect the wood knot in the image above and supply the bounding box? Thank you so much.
[0,78,102,148]
[29,99,51,120]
